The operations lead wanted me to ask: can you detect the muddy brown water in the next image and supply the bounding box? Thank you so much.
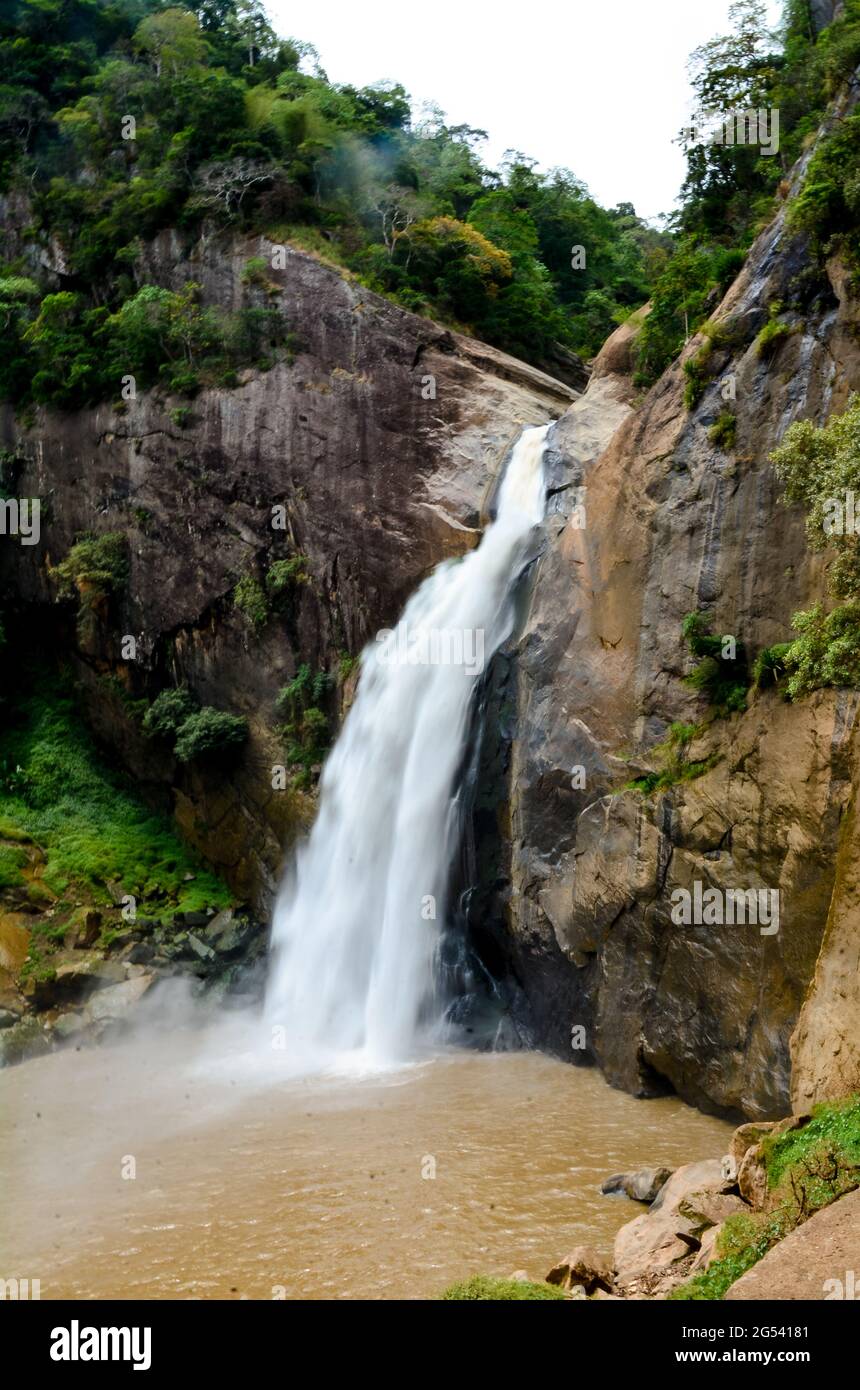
[0,1020,732,1300]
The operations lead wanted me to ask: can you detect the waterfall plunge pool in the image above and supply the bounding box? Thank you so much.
[1,1024,732,1300]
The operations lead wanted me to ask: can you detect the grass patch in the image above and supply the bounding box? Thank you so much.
[440,1275,566,1301]
[0,842,28,889]
[755,305,797,359]
[626,721,718,795]
[0,670,234,923]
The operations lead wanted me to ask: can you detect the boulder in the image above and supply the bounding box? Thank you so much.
[601,1166,673,1203]
[725,1187,860,1300]
[678,1191,748,1233]
[80,974,154,1025]
[68,908,102,950]
[737,1143,770,1210]
[614,1160,733,1285]
[613,1210,696,1285]
[546,1246,613,1293]
[690,1223,723,1274]
[650,1160,729,1213]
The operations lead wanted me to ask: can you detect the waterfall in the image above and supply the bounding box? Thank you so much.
[264,423,549,1070]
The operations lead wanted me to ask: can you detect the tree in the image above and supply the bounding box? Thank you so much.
[133,8,208,78]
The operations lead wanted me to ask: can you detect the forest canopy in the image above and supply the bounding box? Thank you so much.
[0,0,666,408]
[1,1,858,410]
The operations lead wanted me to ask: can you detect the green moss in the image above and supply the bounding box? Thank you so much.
[0,817,32,843]
[0,671,233,923]
[0,842,28,889]
[669,1208,795,1301]
[762,1094,860,1192]
[625,721,718,795]
[440,1275,566,1301]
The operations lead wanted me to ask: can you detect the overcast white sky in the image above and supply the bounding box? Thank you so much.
[267,0,785,223]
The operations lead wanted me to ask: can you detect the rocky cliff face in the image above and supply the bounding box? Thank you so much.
[4,152,860,1117]
[497,108,860,1118]
[1,234,575,909]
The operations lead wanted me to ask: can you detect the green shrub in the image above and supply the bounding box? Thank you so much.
[276,664,332,780]
[681,612,748,714]
[770,393,860,599]
[440,1275,566,1301]
[781,602,860,699]
[233,574,269,629]
[265,556,309,607]
[787,112,860,271]
[753,643,793,690]
[142,687,199,739]
[52,533,129,599]
[708,412,736,449]
[173,707,248,763]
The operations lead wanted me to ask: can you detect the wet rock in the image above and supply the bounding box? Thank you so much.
[205,910,258,959]
[50,1011,86,1041]
[187,933,216,961]
[498,170,860,1116]
[127,942,155,965]
[601,1166,674,1203]
[80,974,154,1025]
[2,237,575,917]
[0,1015,51,1065]
[0,1007,19,1029]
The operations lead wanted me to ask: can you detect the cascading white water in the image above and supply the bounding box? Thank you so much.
[264,423,549,1070]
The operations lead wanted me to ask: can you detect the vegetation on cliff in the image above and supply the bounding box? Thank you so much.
[0,667,234,938]
[636,0,860,387]
[0,0,666,410]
